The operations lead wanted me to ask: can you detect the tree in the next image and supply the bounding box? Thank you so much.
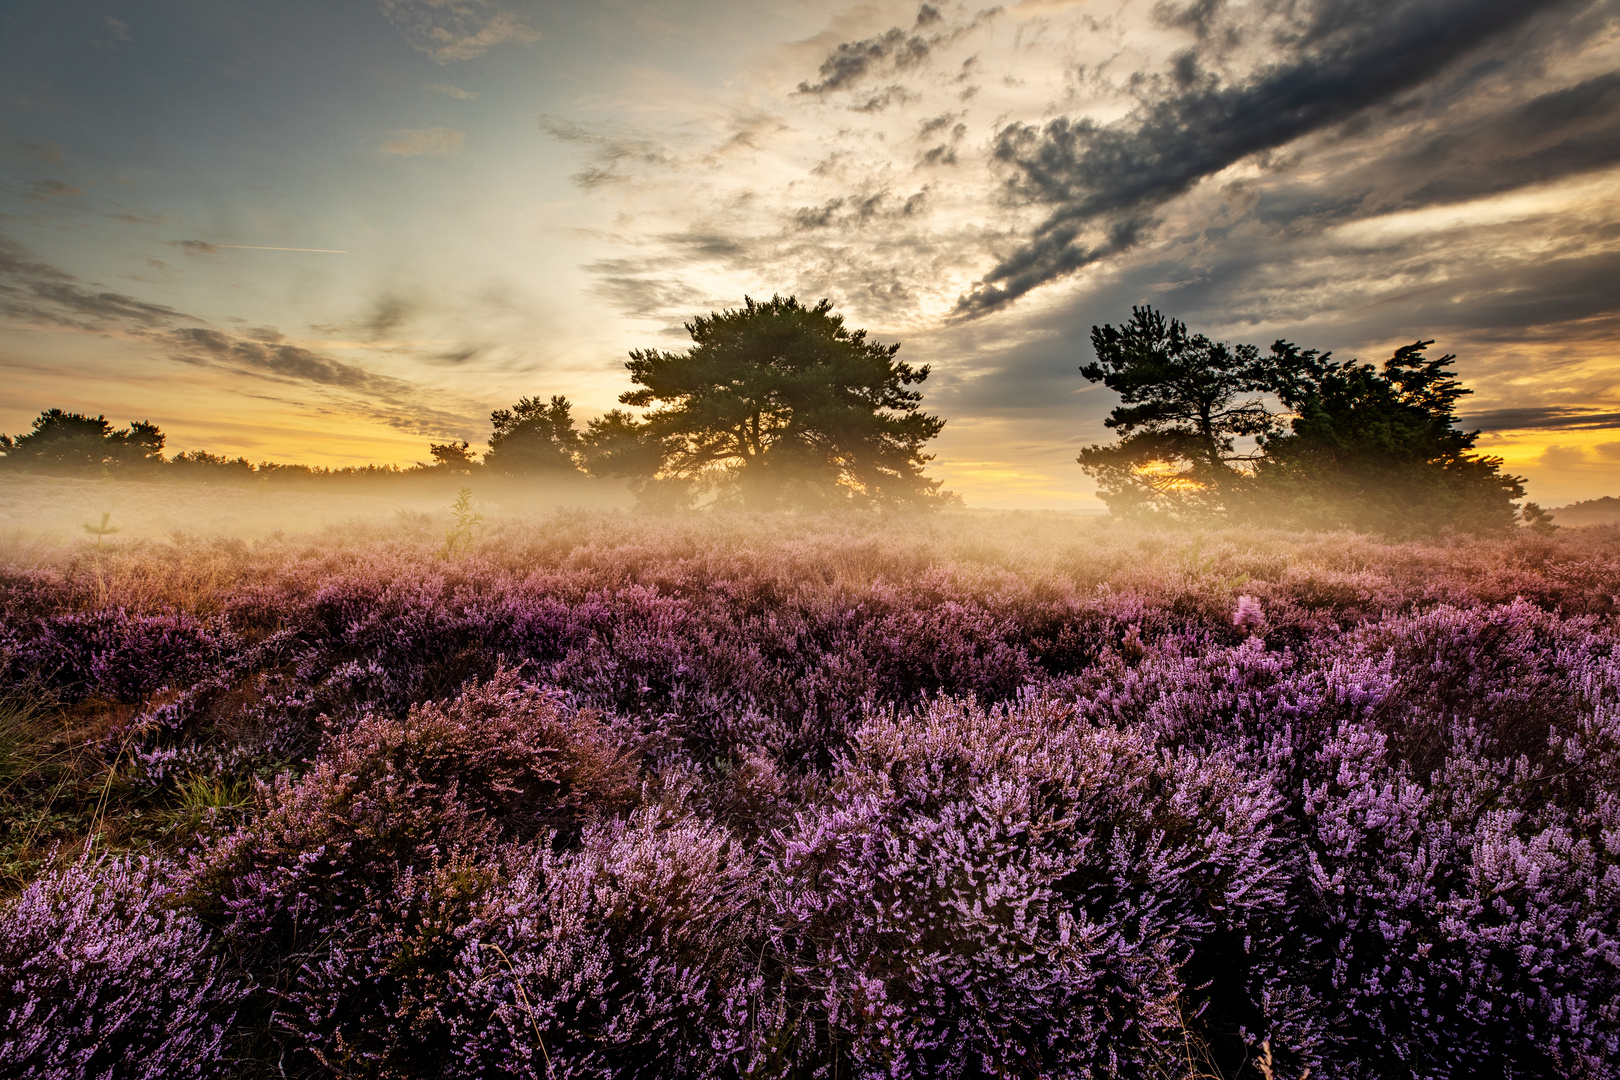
[482,396,582,476]
[1075,309,1527,535]
[618,295,949,508]
[0,410,165,473]
[426,440,477,473]
[1076,307,1279,517]
[579,410,662,480]
[1251,340,1525,535]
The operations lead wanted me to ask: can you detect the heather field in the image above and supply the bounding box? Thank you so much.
[2,503,1619,1079]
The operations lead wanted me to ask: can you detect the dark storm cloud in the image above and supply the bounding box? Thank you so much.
[798,5,997,97]
[1246,68,1620,226]
[936,221,1620,428]
[1397,72,1620,205]
[0,233,190,327]
[956,0,1584,315]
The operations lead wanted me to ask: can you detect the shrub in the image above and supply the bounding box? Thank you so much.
[0,857,234,1080]
[768,695,1304,1078]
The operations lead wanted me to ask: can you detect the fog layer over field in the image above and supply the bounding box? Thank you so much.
[0,474,635,545]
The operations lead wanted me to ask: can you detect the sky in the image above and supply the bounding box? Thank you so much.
[1,0,1618,509]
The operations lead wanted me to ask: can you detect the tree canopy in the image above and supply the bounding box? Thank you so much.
[482,396,582,476]
[1254,340,1524,535]
[427,440,477,473]
[618,295,949,508]
[0,410,165,473]
[1077,307,1527,535]
[1076,307,1279,516]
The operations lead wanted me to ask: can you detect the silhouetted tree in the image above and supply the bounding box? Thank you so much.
[427,440,478,473]
[482,396,581,476]
[1077,309,1527,535]
[1252,340,1525,535]
[1076,307,1279,517]
[1521,502,1558,534]
[620,295,949,508]
[0,410,165,473]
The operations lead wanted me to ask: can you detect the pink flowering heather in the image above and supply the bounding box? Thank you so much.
[0,515,1617,1078]
[0,857,236,1080]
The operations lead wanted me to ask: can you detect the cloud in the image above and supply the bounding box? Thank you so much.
[791,187,931,230]
[377,0,539,63]
[852,85,921,113]
[583,260,714,323]
[955,0,1581,314]
[163,325,484,435]
[1540,443,1591,469]
[0,233,191,328]
[173,239,219,255]
[797,4,991,97]
[0,239,479,441]
[165,327,415,394]
[1228,71,1620,233]
[537,115,675,187]
[363,293,416,338]
[380,127,465,156]
[427,83,478,99]
[1461,407,1620,432]
[92,16,132,48]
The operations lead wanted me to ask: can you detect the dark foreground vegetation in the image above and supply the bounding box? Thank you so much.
[2,510,1618,1079]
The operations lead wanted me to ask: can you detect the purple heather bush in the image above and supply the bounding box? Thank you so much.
[767,695,1301,1078]
[0,857,234,1080]
[1,513,1618,1078]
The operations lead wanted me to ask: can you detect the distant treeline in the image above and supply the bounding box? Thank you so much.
[1543,496,1620,527]
[0,410,451,485]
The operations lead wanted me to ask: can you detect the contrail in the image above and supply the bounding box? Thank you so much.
[217,244,347,253]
